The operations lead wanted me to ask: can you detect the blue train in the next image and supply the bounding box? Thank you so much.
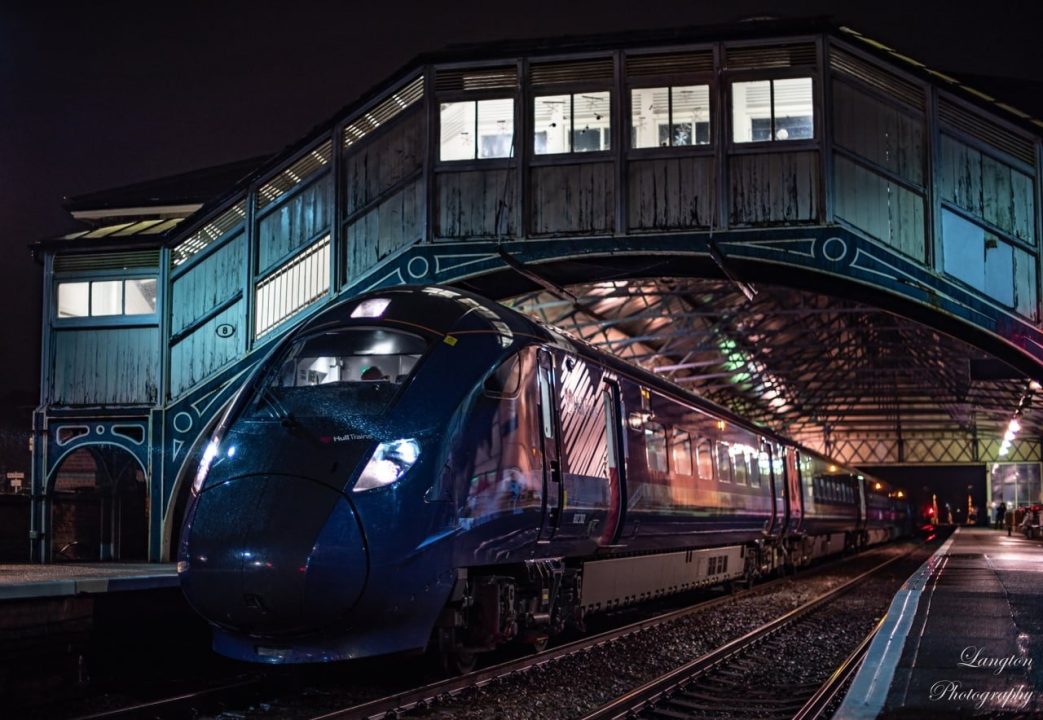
[178,285,908,667]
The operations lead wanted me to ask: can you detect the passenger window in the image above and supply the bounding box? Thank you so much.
[749,450,762,488]
[733,447,747,486]
[670,429,693,476]
[644,422,668,473]
[696,439,714,480]
[716,442,733,483]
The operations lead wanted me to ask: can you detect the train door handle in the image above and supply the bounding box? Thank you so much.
[550,459,562,484]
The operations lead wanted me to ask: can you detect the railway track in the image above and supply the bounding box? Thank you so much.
[59,543,922,720]
[303,544,920,720]
[576,553,910,720]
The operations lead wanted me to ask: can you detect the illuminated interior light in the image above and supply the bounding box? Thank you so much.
[351,298,391,318]
[1008,418,1022,434]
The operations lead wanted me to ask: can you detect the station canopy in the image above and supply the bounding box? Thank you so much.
[506,278,1041,464]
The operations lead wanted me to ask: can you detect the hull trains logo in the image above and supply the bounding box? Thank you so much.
[319,433,374,444]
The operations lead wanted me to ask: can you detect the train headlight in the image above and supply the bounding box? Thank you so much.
[192,438,220,494]
[354,439,421,492]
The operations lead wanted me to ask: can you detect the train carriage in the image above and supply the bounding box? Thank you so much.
[179,285,908,665]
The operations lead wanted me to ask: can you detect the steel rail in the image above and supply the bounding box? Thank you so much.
[61,546,910,720]
[67,676,263,720]
[575,548,913,720]
[307,547,913,720]
[790,616,884,720]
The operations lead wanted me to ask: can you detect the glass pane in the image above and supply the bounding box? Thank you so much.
[670,430,693,475]
[476,98,514,159]
[942,210,1014,306]
[248,329,428,420]
[732,446,748,485]
[534,94,570,154]
[439,101,476,161]
[732,80,771,143]
[573,91,610,152]
[644,422,668,473]
[671,85,710,146]
[57,282,89,318]
[91,281,122,316]
[124,278,157,315]
[716,442,732,482]
[773,77,814,140]
[631,87,669,148]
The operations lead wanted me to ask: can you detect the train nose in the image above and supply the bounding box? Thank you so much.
[180,475,367,636]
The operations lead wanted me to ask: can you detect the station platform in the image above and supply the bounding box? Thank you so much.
[0,562,178,600]
[837,527,1043,718]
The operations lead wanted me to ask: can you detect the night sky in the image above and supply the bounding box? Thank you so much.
[3,0,1043,406]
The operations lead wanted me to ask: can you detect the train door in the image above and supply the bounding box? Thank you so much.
[763,440,779,537]
[856,475,867,532]
[536,349,563,543]
[785,447,804,534]
[554,358,625,545]
[599,379,626,546]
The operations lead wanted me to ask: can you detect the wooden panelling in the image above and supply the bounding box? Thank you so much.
[627,157,714,231]
[982,154,1035,244]
[52,328,159,405]
[530,162,615,235]
[1014,245,1039,320]
[344,111,424,216]
[728,151,819,226]
[344,179,425,285]
[835,155,925,260]
[939,135,1035,245]
[832,80,924,186]
[170,234,244,336]
[169,301,244,399]
[436,169,516,239]
[257,174,331,273]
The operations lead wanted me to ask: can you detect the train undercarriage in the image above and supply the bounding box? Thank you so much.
[433,529,888,671]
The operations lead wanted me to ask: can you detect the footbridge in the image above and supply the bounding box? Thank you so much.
[31,20,1043,560]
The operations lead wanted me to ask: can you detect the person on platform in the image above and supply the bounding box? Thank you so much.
[996,501,1007,530]
[1006,507,1016,536]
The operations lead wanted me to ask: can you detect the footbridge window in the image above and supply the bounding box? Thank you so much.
[439,98,515,161]
[534,92,611,155]
[57,278,157,318]
[630,85,711,148]
[731,77,814,143]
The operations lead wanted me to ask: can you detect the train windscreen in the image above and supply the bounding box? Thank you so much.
[245,328,429,419]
